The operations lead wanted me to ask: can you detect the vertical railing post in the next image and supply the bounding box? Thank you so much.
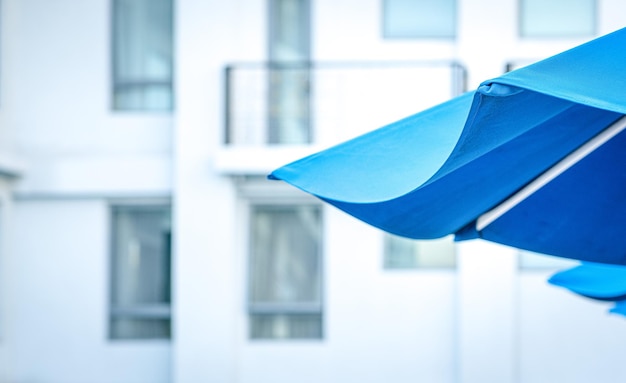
[451,61,468,96]
[223,65,232,144]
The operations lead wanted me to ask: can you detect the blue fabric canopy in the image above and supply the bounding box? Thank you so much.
[549,263,626,317]
[269,28,626,265]
[549,263,626,301]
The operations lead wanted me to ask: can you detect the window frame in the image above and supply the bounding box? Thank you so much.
[381,0,457,40]
[267,0,313,144]
[110,0,175,112]
[108,200,173,341]
[239,177,324,340]
[518,0,597,39]
[382,233,457,270]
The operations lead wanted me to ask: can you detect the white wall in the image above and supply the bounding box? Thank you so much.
[173,0,245,381]
[1,0,626,382]
[230,201,458,383]
[0,0,172,196]
[9,199,170,383]
[457,241,518,383]
[518,272,626,383]
[174,0,626,382]
[0,0,173,382]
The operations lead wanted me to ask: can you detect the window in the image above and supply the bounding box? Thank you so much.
[384,234,456,269]
[268,0,311,144]
[382,0,456,39]
[112,0,174,111]
[520,0,596,38]
[248,204,323,339]
[109,204,172,339]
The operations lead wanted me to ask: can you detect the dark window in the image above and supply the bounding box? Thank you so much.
[112,0,174,110]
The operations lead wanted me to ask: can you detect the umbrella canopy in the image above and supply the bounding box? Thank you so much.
[548,262,626,317]
[269,27,626,265]
[549,263,626,302]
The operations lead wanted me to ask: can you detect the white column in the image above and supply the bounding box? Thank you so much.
[457,240,518,383]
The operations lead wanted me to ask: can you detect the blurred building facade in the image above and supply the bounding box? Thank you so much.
[0,0,625,382]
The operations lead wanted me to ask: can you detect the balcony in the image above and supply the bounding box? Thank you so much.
[218,61,467,174]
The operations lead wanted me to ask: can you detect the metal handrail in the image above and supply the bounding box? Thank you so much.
[224,60,468,145]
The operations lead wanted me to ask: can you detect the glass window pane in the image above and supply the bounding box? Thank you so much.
[268,67,311,144]
[383,0,456,39]
[384,234,456,269]
[268,0,311,144]
[270,0,309,61]
[110,318,171,339]
[111,206,171,306]
[250,205,321,304]
[114,84,173,111]
[384,233,419,268]
[520,0,596,38]
[250,314,322,340]
[113,0,173,110]
[110,205,172,340]
[249,204,323,339]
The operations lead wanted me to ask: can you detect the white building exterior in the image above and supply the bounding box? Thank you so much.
[0,1,625,383]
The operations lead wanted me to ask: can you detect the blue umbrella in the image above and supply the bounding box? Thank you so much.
[548,262,626,317]
[270,27,626,266]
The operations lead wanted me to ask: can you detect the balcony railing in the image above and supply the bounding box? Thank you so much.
[224,61,467,146]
